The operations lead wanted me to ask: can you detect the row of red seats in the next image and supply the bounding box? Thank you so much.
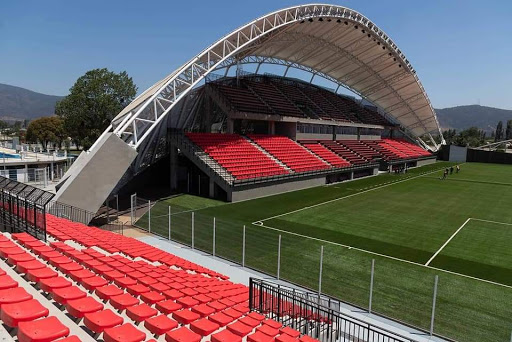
[249,135,330,173]
[320,141,367,165]
[0,199,328,342]
[2,226,322,341]
[187,133,289,180]
[300,142,351,168]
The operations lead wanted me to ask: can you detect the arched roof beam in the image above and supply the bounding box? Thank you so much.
[105,4,442,151]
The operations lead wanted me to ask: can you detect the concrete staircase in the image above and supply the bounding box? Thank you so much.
[172,134,235,189]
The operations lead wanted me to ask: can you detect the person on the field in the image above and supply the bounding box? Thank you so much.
[441,169,447,180]
[450,166,454,174]
[456,165,460,173]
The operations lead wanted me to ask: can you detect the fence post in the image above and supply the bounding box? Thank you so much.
[148,200,151,233]
[213,217,216,256]
[430,275,439,336]
[191,212,195,249]
[318,245,324,299]
[168,206,171,240]
[242,225,246,267]
[277,235,281,280]
[369,259,375,313]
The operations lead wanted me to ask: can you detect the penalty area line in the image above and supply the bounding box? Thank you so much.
[251,220,512,290]
[424,218,472,266]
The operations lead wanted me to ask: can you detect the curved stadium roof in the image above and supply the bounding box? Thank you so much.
[110,4,443,151]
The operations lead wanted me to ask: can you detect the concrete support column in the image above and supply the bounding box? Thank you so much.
[227,119,234,134]
[50,162,54,181]
[269,121,276,135]
[24,164,28,183]
[209,178,215,198]
[169,146,178,191]
[350,171,354,180]
[357,127,361,141]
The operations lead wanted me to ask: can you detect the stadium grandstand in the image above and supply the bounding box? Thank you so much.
[52,4,443,214]
[9,4,506,342]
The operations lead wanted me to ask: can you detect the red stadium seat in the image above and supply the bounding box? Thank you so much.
[211,329,243,342]
[165,326,201,342]
[17,316,70,342]
[52,286,87,305]
[103,323,146,342]
[227,320,253,336]
[144,314,178,336]
[190,317,220,336]
[126,303,158,323]
[1,299,49,327]
[0,287,32,306]
[84,309,124,333]
[66,296,104,318]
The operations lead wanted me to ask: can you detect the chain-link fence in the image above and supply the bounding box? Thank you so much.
[131,195,511,342]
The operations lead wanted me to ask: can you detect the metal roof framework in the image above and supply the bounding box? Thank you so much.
[102,4,444,153]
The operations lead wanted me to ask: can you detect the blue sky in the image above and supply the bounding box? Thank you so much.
[1,1,511,109]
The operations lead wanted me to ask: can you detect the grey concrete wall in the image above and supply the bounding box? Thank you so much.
[416,158,437,167]
[296,133,333,141]
[230,175,326,202]
[53,133,137,216]
[448,145,467,162]
[335,134,358,140]
[360,135,381,140]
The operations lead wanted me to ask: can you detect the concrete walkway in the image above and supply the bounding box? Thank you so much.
[138,234,449,342]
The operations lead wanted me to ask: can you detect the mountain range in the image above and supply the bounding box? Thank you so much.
[1,83,511,132]
[0,83,63,121]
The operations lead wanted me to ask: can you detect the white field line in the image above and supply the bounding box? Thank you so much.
[255,167,445,223]
[424,218,472,266]
[251,221,512,290]
[471,217,512,226]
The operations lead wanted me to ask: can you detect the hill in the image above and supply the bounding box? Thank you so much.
[0,83,63,121]
[435,105,512,132]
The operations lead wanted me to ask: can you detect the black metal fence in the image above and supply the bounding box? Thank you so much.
[46,200,95,225]
[0,176,54,241]
[249,278,413,342]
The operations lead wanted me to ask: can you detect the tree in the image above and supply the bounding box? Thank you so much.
[55,68,137,150]
[506,120,512,140]
[495,121,504,142]
[26,117,65,150]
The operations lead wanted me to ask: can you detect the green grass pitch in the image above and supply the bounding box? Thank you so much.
[137,162,512,342]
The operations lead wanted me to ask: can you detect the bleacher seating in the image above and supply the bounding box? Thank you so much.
[320,141,367,165]
[209,75,396,127]
[338,140,380,161]
[300,142,351,168]
[395,139,432,157]
[245,80,305,118]
[0,212,323,342]
[249,135,330,172]
[214,84,273,115]
[186,133,289,180]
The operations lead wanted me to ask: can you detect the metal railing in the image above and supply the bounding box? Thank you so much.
[249,278,413,342]
[46,200,95,225]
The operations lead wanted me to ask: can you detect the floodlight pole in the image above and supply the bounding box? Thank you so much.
[430,275,439,336]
